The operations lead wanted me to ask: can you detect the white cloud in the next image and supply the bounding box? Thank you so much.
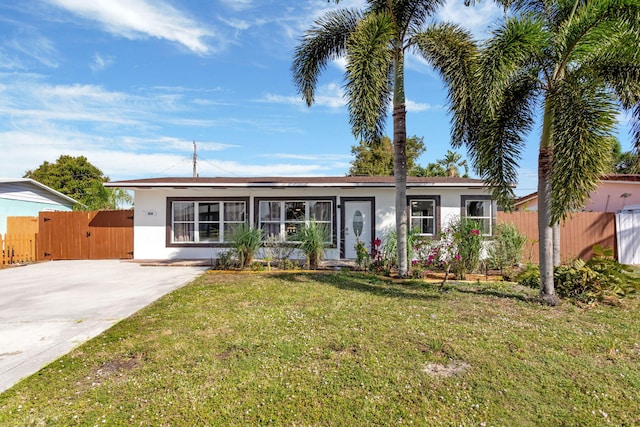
[406,99,441,113]
[5,30,59,68]
[437,0,503,38]
[219,16,250,31]
[90,53,114,72]
[260,82,345,110]
[194,159,337,178]
[45,0,215,54]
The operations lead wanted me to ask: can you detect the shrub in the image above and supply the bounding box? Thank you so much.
[354,239,370,271]
[214,250,238,270]
[516,263,540,290]
[487,222,526,273]
[262,234,295,270]
[449,217,483,280]
[555,255,640,303]
[516,247,640,304]
[294,220,329,269]
[229,224,263,269]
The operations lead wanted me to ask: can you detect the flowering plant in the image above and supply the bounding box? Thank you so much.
[410,217,484,281]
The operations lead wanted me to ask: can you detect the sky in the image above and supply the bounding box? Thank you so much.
[0,0,636,197]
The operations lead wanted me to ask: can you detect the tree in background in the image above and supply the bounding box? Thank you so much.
[24,155,132,210]
[418,0,640,304]
[610,138,640,174]
[349,135,425,176]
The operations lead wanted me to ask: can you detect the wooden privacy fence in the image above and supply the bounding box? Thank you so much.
[1,216,39,267]
[497,211,616,264]
[38,210,133,260]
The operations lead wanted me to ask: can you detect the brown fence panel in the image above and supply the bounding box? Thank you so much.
[38,210,133,260]
[2,216,39,266]
[89,210,134,259]
[38,211,90,260]
[1,234,38,266]
[497,211,616,264]
[7,216,39,235]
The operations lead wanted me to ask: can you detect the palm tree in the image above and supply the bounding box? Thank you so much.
[438,149,468,177]
[416,0,640,304]
[292,0,444,277]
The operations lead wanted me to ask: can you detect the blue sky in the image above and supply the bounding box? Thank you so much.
[0,0,636,197]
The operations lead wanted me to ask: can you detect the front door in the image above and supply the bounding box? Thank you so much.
[342,199,373,259]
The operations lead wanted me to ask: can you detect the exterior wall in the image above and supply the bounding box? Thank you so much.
[132,186,492,260]
[0,181,75,235]
[0,199,72,235]
[584,181,640,212]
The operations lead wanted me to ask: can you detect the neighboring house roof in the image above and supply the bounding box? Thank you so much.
[0,178,79,207]
[106,176,489,189]
[514,192,538,209]
[513,174,640,210]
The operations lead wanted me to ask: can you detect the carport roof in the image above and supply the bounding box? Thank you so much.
[106,176,489,189]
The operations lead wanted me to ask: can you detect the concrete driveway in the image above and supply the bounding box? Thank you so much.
[0,260,207,393]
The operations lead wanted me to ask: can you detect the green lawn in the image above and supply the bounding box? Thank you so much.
[1,272,639,426]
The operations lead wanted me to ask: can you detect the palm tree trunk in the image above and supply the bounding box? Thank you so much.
[553,224,561,266]
[393,47,408,278]
[538,100,559,306]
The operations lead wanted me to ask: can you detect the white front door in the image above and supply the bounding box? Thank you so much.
[343,200,372,259]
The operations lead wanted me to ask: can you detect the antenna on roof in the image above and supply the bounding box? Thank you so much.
[192,141,198,178]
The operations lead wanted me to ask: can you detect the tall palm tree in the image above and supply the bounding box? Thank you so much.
[292,0,444,277]
[416,0,640,304]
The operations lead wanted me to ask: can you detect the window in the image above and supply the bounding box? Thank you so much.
[407,196,440,237]
[258,199,333,242]
[170,200,246,244]
[462,197,492,235]
[410,199,435,236]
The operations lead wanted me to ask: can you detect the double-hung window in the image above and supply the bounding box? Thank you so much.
[408,196,440,237]
[258,199,333,243]
[462,196,492,235]
[170,200,246,244]
[410,199,436,236]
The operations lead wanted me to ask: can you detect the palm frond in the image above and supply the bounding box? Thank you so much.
[345,12,395,141]
[413,23,478,147]
[479,16,548,116]
[554,0,640,75]
[292,8,362,106]
[550,75,617,223]
[473,71,539,209]
[367,0,444,36]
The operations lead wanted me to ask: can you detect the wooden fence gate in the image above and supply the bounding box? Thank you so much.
[38,210,133,260]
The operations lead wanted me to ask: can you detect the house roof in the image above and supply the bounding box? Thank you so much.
[0,178,79,206]
[513,174,640,207]
[106,175,489,189]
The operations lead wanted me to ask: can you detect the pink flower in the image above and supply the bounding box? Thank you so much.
[470,229,480,236]
[373,238,382,247]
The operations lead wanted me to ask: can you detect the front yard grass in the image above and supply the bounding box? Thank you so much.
[1,271,639,426]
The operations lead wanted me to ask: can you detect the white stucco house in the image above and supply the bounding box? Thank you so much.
[106,176,496,261]
[0,178,78,235]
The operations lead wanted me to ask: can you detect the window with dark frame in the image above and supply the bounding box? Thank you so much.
[463,198,492,235]
[410,199,436,236]
[258,200,333,243]
[171,200,246,244]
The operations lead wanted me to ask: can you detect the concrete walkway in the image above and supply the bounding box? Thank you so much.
[0,260,207,393]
